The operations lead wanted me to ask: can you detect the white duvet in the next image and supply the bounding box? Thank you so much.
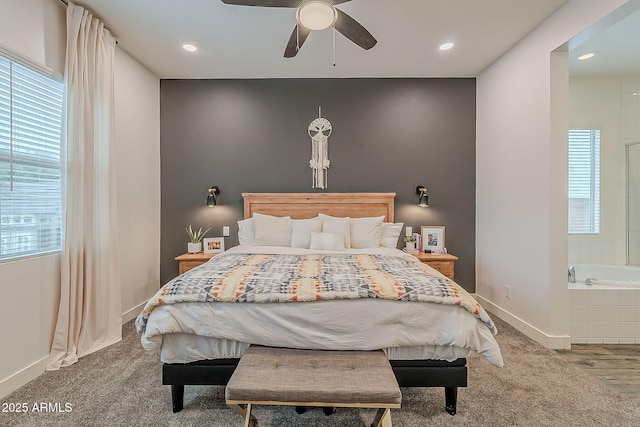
[141,246,504,367]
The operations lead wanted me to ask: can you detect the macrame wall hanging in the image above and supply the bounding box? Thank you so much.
[309,107,331,188]
[308,107,332,189]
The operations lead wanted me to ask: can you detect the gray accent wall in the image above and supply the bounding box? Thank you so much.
[160,78,476,290]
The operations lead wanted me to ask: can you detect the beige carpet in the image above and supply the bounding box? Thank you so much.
[3,314,639,426]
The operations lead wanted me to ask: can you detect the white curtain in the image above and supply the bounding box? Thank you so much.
[48,2,121,370]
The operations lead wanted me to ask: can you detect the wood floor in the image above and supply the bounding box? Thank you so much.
[556,344,640,400]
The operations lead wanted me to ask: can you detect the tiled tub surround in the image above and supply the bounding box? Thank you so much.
[623,78,640,265]
[566,77,640,344]
[567,77,640,266]
[569,264,640,344]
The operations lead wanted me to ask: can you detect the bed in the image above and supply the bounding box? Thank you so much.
[136,193,503,416]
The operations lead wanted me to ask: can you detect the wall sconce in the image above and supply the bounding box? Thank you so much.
[416,186,429,207]
[206,186,221,207]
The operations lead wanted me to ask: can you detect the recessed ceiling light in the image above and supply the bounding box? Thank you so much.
[577,52,596,61]
[182,44,198,52]
[439,42,454,51]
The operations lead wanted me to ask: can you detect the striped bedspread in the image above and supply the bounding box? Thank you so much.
[136,252,497,334]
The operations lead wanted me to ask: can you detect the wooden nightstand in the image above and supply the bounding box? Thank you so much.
[411,252,458,280]
[175,252,217,274]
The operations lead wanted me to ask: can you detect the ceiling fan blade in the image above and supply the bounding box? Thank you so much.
[221,0,349,8]
[221,0,300,7]
[284,24,311,58]
[334,8,377,50]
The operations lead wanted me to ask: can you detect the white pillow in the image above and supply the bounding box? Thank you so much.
[309,232,346,251]
[319,214,351,248]
[252,213,292,247]
[350,216,384,248]
[237,218,255,246]
[380,222,404,248]
[290,218,323,249]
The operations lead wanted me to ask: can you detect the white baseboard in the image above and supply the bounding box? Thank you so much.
[0,356,49,399]
[122,301,146,324]
[2,302,148,399]
[475,295,571,349]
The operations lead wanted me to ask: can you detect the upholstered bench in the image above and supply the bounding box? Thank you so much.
[225,346,402,427]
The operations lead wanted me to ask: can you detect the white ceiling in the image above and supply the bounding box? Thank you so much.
[569,8,640,77]
[75,0,572,79]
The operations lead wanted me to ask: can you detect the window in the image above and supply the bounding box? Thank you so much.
[568,129,600,234]
[0,53,64,260]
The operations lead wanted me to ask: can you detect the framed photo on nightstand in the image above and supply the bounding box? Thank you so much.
[421,226,445,253]
[203,237,225,254]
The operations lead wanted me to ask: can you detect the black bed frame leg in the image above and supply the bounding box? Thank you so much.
[172,385,184,413]
[445,387,457,415]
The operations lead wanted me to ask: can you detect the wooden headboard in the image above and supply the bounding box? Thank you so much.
[242,193,395,222]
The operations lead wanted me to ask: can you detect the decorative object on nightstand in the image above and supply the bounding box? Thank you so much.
[203,237,225,254]
[412,252,458,280]
[186,225,210,254]
[420,225,445,254]
[416,185,429,207]
[403,235,417,252]
[175,252,217,275]
[206,186,221,207]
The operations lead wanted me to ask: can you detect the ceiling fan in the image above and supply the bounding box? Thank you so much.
[221,0,377,58]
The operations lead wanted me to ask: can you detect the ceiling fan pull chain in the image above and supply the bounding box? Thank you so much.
[296,24,300,52]
[332,25,336,66]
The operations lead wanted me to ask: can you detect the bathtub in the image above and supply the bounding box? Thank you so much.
[569,263,640,289]
[568,264,640,344]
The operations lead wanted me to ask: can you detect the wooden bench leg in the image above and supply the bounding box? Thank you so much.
[227,403,257,427]
[243,403,254,427]
[372,408,392,427]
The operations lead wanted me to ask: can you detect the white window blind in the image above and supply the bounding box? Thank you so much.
[0,54,64,260]
[568,129,600,234]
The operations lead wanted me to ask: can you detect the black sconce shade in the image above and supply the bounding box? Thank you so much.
[206,186,221,207]
[416,186,429,207]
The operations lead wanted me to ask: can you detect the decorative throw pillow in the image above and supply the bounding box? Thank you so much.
[319,214,351,248]
[290,218,323,249]
[309,232,346,251]
[349,216,385,248]
[252,213,292,247]
[237,218,255,246]
[380,222,404,248]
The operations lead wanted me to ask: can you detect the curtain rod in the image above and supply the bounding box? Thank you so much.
[56,0,119,44]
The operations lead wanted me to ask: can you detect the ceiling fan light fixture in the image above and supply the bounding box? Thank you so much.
[296,1,337,31]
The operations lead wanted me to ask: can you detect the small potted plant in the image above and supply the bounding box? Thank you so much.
[186,225,210,253]
[403,235,416,251]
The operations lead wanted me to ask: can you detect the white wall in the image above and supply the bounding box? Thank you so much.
[568,77,625,265]
[114,49,161,323]
[0,0,66,400]
[475,0,629,348]
[0,0,65,74]
[0,0,160,398]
